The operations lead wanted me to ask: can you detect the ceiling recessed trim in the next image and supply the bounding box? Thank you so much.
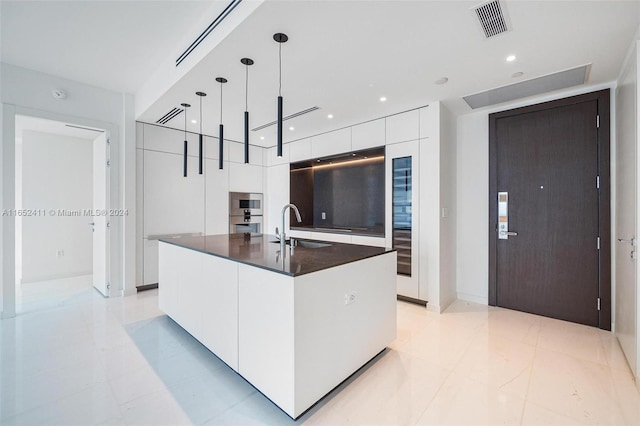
[175,0,243,67]
[251,106,320,132]
[463,64,590,109]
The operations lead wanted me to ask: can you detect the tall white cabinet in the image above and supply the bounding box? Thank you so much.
[136,122,264,287]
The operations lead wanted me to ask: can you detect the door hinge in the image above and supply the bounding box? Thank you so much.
[597,297,601,311]
[106,159,111,167]
[107,138,111,145]
[597,236,601,250]
[597,115,600,128]
[106,221,110,229]
[597,175,600,189]
[106,282,111,290]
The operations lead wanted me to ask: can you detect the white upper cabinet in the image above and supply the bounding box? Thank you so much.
[386,110,420,145]
[143,149,205,237]
[144,124,199,156]
[311,128,351,158]
[419,105,436,139]
[227,141,264,166]
[229,162,263,193]
[266,144,290,166]
[352,119,385,150]
[290,138,312,162]
[205,158,229,235]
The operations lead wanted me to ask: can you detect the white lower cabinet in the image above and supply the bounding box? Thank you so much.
[158,242,239,370]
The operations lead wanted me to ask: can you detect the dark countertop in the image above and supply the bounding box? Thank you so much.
[291,225,385,237]
[159,233,394,277]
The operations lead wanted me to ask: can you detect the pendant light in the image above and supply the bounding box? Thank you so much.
[180,102,190,177]
[195,91,206,174]
[216,77,227,170]
[241,57,254,164]
[273,32,288,157]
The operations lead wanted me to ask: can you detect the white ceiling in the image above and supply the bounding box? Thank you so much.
[1,0,214,93]
[3,1,640,148]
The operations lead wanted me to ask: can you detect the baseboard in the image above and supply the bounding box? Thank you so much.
[457,292,488,305]
[397,295,427,306]
[21,271,93,284]
[137,283,158,292]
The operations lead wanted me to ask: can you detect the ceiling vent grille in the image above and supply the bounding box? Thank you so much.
[251,106,320,131]
[473,0,508,38]
[156,107,183,125]
[176,0,243,67]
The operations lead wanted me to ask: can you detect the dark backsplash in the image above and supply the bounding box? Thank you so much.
[290,147,385,235]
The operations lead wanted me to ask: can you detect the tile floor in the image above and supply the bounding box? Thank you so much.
[1,285,639,425]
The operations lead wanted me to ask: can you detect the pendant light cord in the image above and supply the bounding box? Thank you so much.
[184,107,187,139]
[220,82,223,124]
[199,96,203,134]
[278,42,282,96]
[245,64,249,111]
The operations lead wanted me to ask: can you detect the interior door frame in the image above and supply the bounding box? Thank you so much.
[488,89,611,330]
[2,106,119,318]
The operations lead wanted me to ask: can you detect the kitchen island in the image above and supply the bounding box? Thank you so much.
[158,233,397,419]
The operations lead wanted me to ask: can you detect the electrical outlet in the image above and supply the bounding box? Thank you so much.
[322,212,326,220]
[344,291,357,305]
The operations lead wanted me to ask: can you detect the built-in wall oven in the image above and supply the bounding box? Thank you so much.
[229,192,263,234]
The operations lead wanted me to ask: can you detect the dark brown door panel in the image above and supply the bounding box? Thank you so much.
[489,90,610,329]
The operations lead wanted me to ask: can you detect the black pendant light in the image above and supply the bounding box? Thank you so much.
[241,57,254,164]
[180,102,190,177]
[273,32,288,157]
[216,77,227,170]
[195,91,206,174]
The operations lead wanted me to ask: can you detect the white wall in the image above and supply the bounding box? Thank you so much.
[20,130,93,282]
[1,63,135,318]
[455,83,616,307]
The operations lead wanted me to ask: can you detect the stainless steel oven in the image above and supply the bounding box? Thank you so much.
[229,192,263,235]
[229,192,263,216]
[229,214,263,234]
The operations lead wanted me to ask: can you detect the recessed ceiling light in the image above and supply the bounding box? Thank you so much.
[289,126,295,131]
[260,136,265,140]
[379,96,387,102]
[512,71,524,78]
[327,114,333,119]
[191,119,197,124]
[506,55,516,62]
[434,77,449,85]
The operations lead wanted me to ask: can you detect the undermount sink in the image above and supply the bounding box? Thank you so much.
[270,239,333,249]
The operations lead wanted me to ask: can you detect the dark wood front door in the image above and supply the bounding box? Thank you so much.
[489,90,611,329]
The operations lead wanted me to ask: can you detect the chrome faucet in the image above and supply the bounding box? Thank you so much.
[277,203,302,253]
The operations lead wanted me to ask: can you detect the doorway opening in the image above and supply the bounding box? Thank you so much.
[14,115,111,313]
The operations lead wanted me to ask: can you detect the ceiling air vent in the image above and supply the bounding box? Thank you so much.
[473,0,509,38]
[252,106,320,131]
[176,0,243,67]
[156,107,183,125]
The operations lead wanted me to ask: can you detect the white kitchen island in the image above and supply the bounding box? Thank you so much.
[158,233,397,419]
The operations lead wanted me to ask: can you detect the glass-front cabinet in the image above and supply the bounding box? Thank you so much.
[392,157,412,276]
[386,140,421,300]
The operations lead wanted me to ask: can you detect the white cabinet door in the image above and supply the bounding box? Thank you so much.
[386,110,420,145]
[229,162,263,193]
[158,242,179,317]
[290,138,312,162]
[143,239,159,285]
[386,140,420,299]
[205,158,229,235]
[311,128,351,158]
[143,150,205,237]
[352,119,385,150]
[201,254,239,371]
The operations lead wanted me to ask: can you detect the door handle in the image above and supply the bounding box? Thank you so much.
[617,237,636,246]
[500,231,518,237]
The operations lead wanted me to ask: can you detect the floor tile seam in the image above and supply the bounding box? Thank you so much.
[395,366,456,426]
[519,342,538,426]
[533,345,611,372]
